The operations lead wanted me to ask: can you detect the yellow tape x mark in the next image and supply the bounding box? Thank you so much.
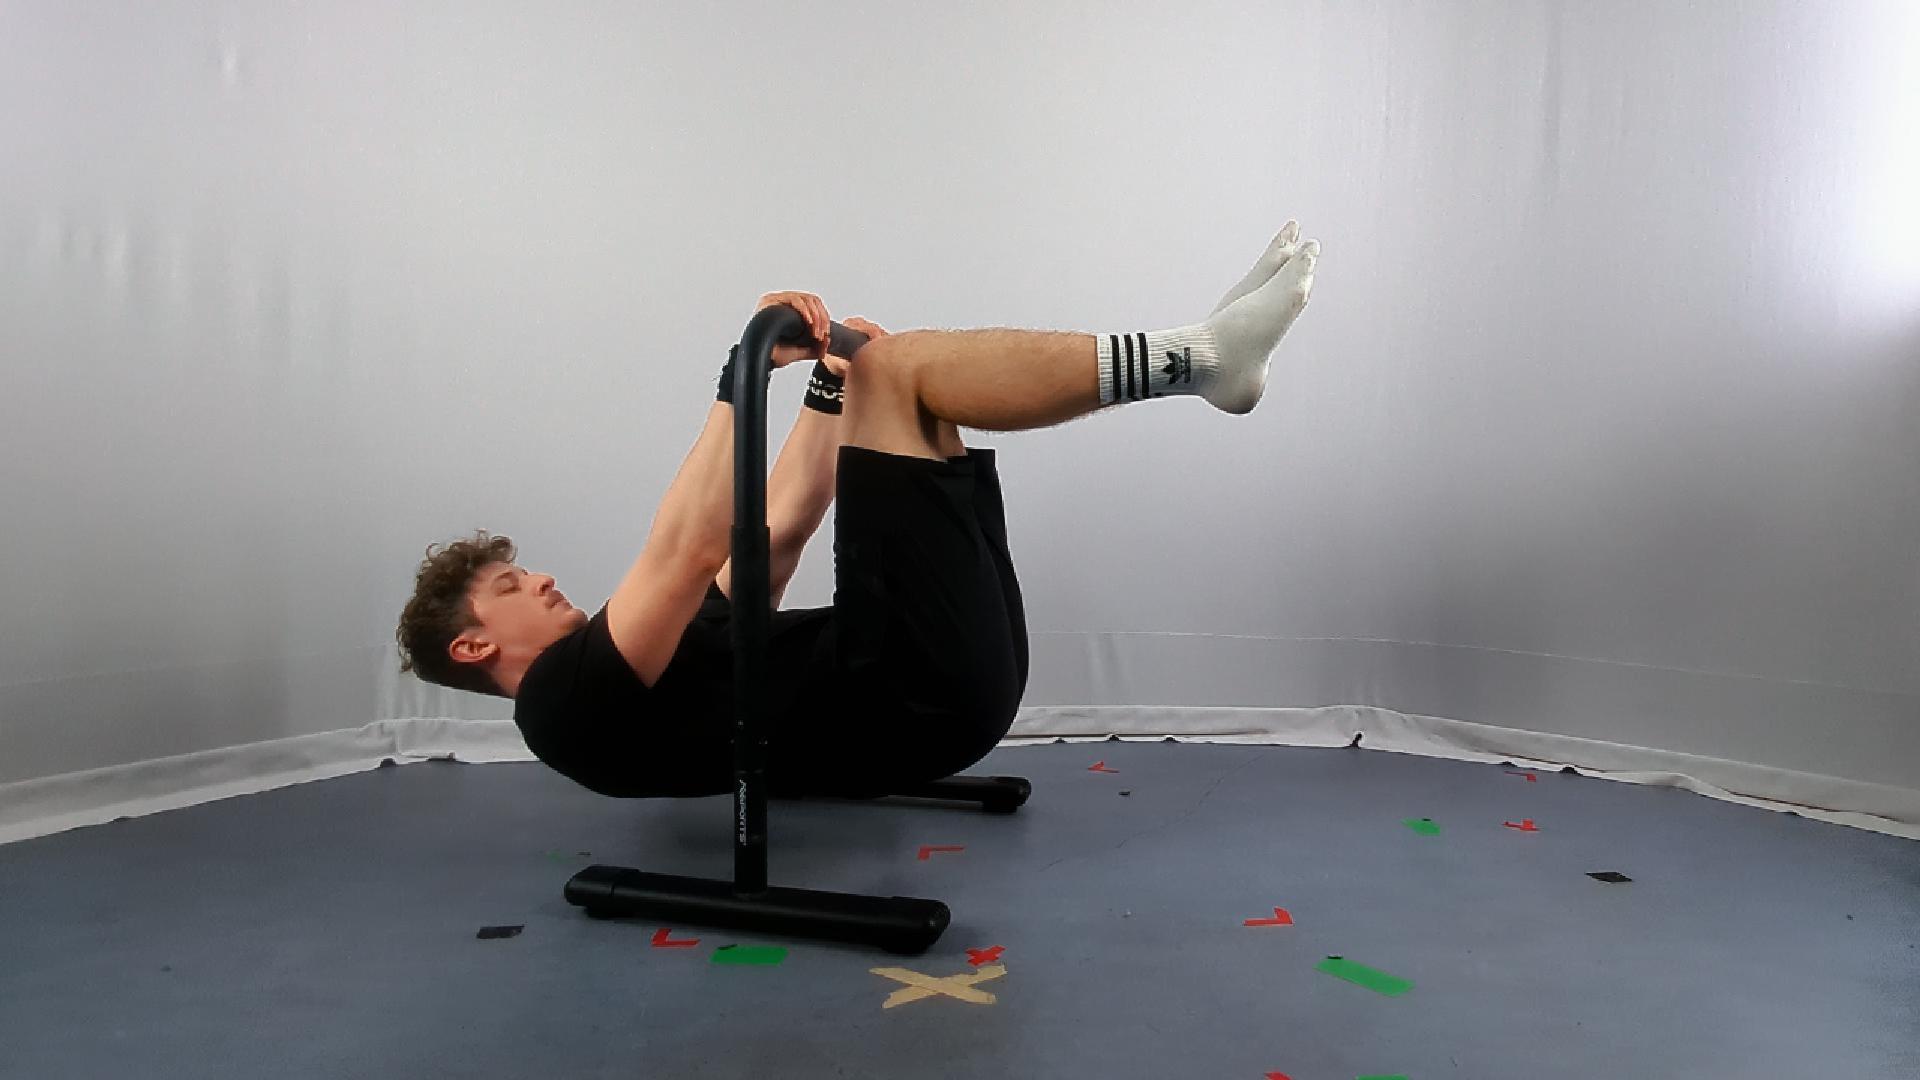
[870,963,1008,1009]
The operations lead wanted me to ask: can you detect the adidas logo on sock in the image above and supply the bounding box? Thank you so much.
[1161,347,1193,387]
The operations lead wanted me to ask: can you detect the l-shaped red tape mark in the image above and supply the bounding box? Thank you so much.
[918,845,966,861]
[651,928,700,948]
[1505,770,1538,782]
[1088,761,1119,773]
[1244,907,1294,927]
[1504,819,1540,832]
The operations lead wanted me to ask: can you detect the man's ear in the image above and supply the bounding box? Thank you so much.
[448,633,495,666]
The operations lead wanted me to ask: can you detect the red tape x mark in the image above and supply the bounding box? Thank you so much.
[917,845,966,861]
[966,945,1005,967]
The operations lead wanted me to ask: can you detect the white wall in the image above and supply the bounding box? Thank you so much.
[3,1,1915,792]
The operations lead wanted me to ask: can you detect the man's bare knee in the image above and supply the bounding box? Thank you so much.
[848,334,928,404]
[850,332,919,378]
[841,334,948,461]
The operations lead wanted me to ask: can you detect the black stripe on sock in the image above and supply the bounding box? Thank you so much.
[1123,332,1137,400]
[1107,334,1121,403]
[1136,332,1151,397]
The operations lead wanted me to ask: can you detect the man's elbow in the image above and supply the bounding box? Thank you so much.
[769,524,816,555]
[712,532,805,578]
[771,497,831,553]
[676,539,731,577]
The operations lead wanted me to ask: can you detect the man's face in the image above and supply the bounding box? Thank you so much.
[455,561,588,668]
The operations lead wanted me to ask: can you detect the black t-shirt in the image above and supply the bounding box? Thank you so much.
[512,584,835,798]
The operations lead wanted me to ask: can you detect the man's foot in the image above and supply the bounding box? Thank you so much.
[1211,220,1303,316]
[1200,237,1319,414]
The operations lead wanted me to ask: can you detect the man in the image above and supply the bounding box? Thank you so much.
[395,222,1319,798]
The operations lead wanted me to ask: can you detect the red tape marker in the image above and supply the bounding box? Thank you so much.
[917,845,966,861]
[1265,1073,1294,1080]
[1503,819,1540,832]
[651,928,700,949]
[1244,907,1294,927]
[1504,770,1538,782]
[966,945,1005,967]
[1088,761,1119,773]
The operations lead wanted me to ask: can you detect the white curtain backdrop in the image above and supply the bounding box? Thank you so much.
[3,1,1916,839]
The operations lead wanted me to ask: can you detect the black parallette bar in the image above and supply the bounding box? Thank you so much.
[892,775,1033,814]
[564,866,950,956]
[563,305,948,956]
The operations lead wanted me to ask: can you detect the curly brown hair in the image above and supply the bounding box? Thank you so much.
[396,530,517,698]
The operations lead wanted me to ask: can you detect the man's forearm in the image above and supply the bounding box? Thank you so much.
[716,404,841,606]
[647,402,737,568]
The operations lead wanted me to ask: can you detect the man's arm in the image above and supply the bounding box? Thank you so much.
[647,401,738,566]
[709,301,870,609]
[601,401,737,687]
[715,403,840,608]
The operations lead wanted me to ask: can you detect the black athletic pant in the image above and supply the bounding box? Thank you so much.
[773,445,1028,796]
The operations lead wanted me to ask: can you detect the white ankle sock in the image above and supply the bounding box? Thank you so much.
[1096,325,1220,406]
[1097,237,1320,415]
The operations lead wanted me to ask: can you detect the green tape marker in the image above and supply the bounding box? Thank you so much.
[1316,956,1414,996]
[1402,817,1440,835]
[711,945,788,966]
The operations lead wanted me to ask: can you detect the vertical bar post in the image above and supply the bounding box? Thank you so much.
[729,312,781,895]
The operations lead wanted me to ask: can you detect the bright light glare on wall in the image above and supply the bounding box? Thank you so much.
[1850,4,1920,315]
